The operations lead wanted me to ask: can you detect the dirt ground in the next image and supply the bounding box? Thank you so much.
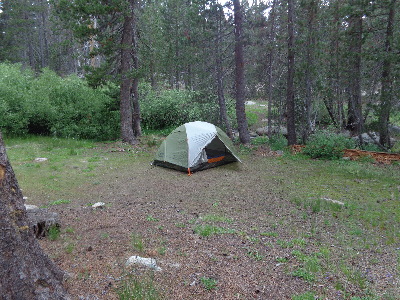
[34,145,399,300]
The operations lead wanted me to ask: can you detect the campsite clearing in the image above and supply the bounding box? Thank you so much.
[6,136,400,300]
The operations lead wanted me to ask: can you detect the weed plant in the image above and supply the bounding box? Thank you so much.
[47,225,61,241]
[200,277,218,291]
[117,275,161,300]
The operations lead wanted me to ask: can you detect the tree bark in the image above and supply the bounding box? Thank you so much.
[302,0,317,143]
[215,4,233,139]
[346,8,363,142]
[120,0,138,145]
[233,0,250,144]
[131,0,142,138]
[0,132,70,300]
[378,0,396,147]
[286,0,297,145]
[267,0,277,138]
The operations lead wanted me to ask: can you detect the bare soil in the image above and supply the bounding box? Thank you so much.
[33,144,399,300]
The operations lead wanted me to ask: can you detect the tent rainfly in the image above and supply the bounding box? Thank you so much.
[153,121,241,173]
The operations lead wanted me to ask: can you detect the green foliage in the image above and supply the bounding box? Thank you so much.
[0,63,119,140]
[303,131,356,160]
[139,84,222,130]
[194,225,235,237]
[131,232,144,252]
[291,291,315,300]
[245,111,258,128]
[48,225,61,241]
[117,275,161,300]
[291,268,315,282]
[200,277,218,291]
[49,199,71,206]
[269,134,288,151]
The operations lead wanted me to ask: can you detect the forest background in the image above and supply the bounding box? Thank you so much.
[0,0,399,150]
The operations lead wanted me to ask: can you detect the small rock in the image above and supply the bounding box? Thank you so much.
[24,204,39,211]
[125,256,161,271]
[34,157,48,162]
[322,197,344,206]
[92,202,105,209]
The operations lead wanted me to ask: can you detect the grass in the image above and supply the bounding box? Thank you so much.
[131,232,144,252]
[117,275,161,300]
[200,276,218,291]
[4,135,400,299]
[194,225,235,237]
[47,225,61,241]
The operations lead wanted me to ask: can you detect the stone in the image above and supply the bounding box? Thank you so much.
[34,157,48,162]
[92,202,105,209]
[24,204,39,211]
[125,256,162,271]
[25,207,60,238]
[322,197,344,206]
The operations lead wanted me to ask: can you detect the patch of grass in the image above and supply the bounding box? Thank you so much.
[65,227,75,234]
[65,243,75,254]
[146,215,159,222]
[291,268,315,282]
[276,257,288,263]
[246,250,263,261]
[131,233,144,252]
[200,276,218,291]
[175,223,186,228]
[48,225,61,241]
[194,225,235,237]
[117,275,161,300]
[48,199,71,206]
[201,214,233,223]
[291,291,315,300]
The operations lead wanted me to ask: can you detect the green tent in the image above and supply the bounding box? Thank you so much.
[153,121,241,173]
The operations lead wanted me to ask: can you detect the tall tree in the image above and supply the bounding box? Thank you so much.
[53,0,141,144]
[0,132,70,299]
[267,0,278,137]
[233,0,250,144]
[378,0,397,147]
[286,0,297,145]
[346,1,364,141]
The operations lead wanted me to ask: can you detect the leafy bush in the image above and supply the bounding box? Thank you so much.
[139,84,230,130]
[269,134,287,151]
[0,63,119,140]
[303,131,356,160]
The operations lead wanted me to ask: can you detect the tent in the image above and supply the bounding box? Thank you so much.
[153,121,241,173]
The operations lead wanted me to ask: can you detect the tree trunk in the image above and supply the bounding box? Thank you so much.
[346,9,363,142]
[302,0,317,143]
[120,1,138,145]
[233,0,250,144]
[379,0,396,147]
[286,0,297,145]
[267,0,277,138]
[216,5,233,139]
[0,132,70,300]
[131,0,142,138]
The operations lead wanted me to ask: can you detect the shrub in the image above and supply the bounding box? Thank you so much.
[303,131,356,160]
[0,63,119,140]
[139,85,232,130]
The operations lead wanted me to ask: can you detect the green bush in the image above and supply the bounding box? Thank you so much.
[0,63,119,140]
[303,131,356,160]
[269,134,287,151]
[139,85,230,130]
